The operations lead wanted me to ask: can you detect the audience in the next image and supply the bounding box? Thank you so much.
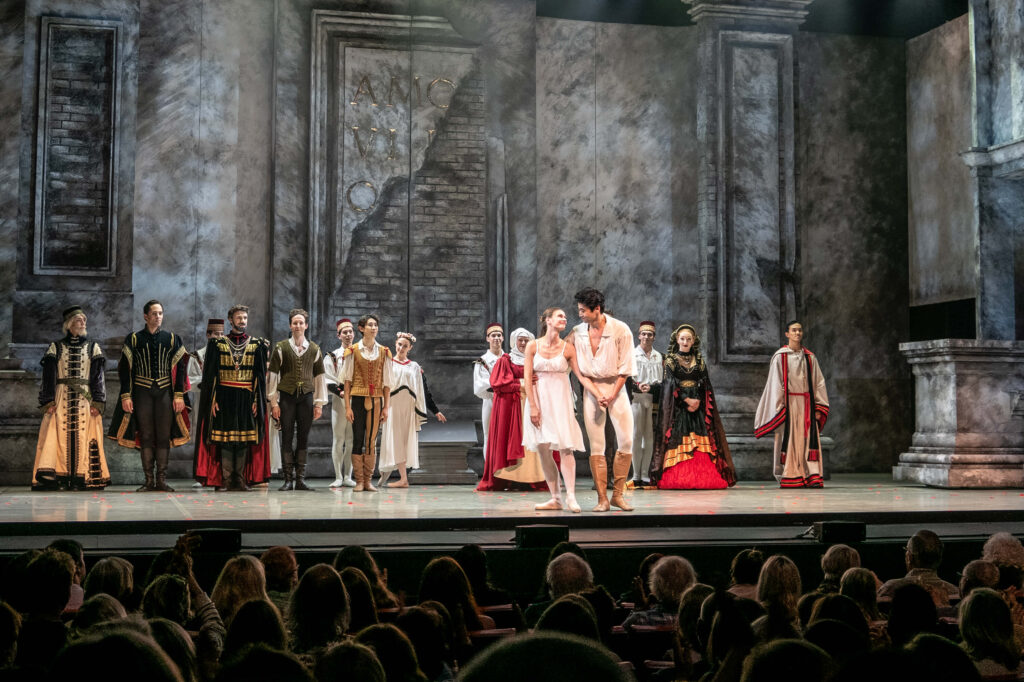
[877,530,959,607]
[10,525,1024,682]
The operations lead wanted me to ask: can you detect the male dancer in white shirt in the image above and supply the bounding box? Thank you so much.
[629,321,662,487]
[568,287,636,512]
[472,323,504,459]
[325,318,357,487]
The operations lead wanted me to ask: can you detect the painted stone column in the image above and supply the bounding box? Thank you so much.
[683,0,824,479]
[893,340,1024,488]
[896,0,1024,487]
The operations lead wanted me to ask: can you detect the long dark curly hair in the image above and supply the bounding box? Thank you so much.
[664,324,705,374]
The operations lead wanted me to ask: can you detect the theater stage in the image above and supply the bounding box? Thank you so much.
[2,474,1021,555]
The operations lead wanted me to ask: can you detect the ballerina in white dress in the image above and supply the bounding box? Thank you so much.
[522,307,601,513]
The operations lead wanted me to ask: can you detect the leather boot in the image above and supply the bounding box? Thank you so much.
[611,451,634,511]
[294,450,313,491]
[231,450,251,491]
[590,456,610,512]
[363,453,378,492]
[137,448,155,492]
[218,451,234,492]
[279,450,295,491]
[154,448,175,492]
[352,454,366,492]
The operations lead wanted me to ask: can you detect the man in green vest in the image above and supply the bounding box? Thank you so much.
[268,308,328,490]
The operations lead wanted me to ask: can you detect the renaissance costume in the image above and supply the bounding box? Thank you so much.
[32,307,111,490]
[754,344,829,488]
[268,335,327,490]
[473,323,504,457]
[193,331,271,490]
[476,328,546,491]
[650,324,736,489]
[378,356,441,482]
[340,338,393,492]
[325,319,356,487]
[107,326,190,491]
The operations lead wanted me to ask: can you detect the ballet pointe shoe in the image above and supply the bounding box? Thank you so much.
[590,456,610,512]
[611,451,634,511]
[535,497,563,511]
[565,495,581,513]
[352,454,366,492]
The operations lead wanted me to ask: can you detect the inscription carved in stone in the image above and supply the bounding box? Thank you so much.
[33,18,121,276]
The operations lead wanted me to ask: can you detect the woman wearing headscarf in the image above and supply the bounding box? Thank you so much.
[476,327,547,491]
[649,324,736,489]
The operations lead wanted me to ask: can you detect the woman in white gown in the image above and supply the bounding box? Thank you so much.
[378,332,446,488]
[522,307,600,513]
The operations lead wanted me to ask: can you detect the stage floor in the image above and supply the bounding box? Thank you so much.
[2,474,1022,553]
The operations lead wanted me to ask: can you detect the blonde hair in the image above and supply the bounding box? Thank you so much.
[62,313,86,335]
[538,307,562,337]
[211,555,270,628]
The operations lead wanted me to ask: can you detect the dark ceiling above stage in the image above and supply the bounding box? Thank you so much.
[536,0,969,38]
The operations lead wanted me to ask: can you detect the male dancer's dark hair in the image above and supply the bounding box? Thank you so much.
[574,288,605,313]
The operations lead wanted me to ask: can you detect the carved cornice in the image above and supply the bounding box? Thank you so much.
[961,138,1024,179]
[683,0,814,28]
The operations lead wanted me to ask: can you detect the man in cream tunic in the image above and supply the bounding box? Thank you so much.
[473,323,504,459]
[629,321,663,487]
[569,287,636,512]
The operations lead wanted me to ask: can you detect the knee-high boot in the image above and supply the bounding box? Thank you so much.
[279,450,295,491]
[137,448,155,492]
[154,448,174,492]
[294,449,313,491]
[611,451,634,511]
[352,454,366,492]
[590,456,610,512]
[363,452,378,492]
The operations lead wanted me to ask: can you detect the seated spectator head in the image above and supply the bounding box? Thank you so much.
[832,648,917,682]
[730,548,765,588]
[959,559,1000,598]
[458,632,630,682]
[578,585,616,642]
[535,594,600,642]
[905,530,944,571]
[453,544,494,596]
[289,564,349,653]
[418,600,455,667]
[797,591,822,628]
[216,643,312,682]
[47,539,86,585]
[24,548,76,617]
[636,552,665,594]
[756,555,801,617]
[886,582,937,647]
[260,546,299,595]
[211,555,269,628]
[148,618,197,682]
[396,605,450,680]
[84,556,135,607]
[808,594,868,638]
[340,567,379,634]
[333,546,397,609]
[0,601,20,667]
[144,549,175,588]
[981,532,1024,590]
[50,628,183,682]
[417,556,483,641]
[546,552,593,600]
[820,544,860,586]
[548,541,588,564]
[71,593,127,638]
[959,587,1021,671]
[648,555,696,612]
[677,582,714,650]
[354,623,427,682]
[740,639,834,682]
[143,574,189,624]
[222,598,287,662]
[905,633,982,682]
[839,567,881,621]
[705,591,755,668]
[1,550,41,613]
[804,618,869,667]
[315,641,385,682]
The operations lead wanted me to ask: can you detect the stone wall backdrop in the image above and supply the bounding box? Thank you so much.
[795,31,913,472]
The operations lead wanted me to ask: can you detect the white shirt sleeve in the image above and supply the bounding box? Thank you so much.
[313,348,328,406]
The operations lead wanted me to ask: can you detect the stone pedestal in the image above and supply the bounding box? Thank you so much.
[893,339,1024,488]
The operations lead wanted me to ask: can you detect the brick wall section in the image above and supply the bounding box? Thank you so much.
[409,69,488,336]
[40,25,116,270]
